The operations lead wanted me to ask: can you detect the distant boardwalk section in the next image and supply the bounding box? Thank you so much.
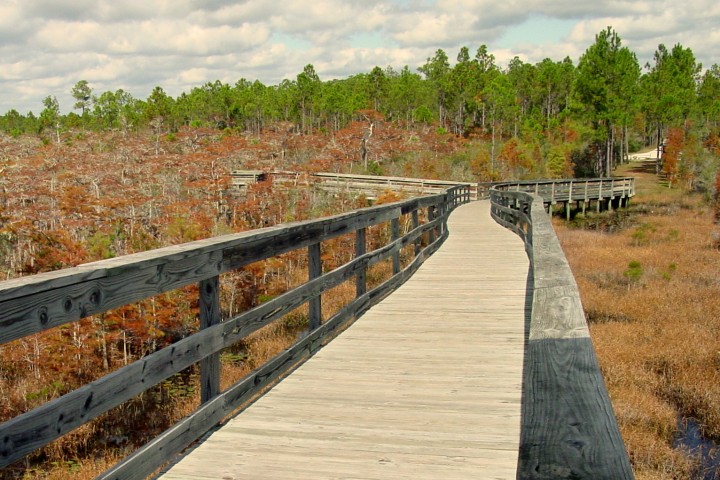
[160,200,529,479]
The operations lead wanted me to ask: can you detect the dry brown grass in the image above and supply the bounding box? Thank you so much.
[555,161,720,479]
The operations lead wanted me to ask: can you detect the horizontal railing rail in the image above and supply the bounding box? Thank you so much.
[489,184,634,479]
[493,177,635,204]
[0,184,472,479]
[231,170,479,200]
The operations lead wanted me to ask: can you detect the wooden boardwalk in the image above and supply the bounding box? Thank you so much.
[159,200,530,480]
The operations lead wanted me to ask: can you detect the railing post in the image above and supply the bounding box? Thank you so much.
[355,228,366,297]
[308,242,322,330]
[199,276,221,404]
[440,199,448,237]
[566,181,573,221]
[412,209,420,256]
[391,217,401,275]
[428,205,436,244]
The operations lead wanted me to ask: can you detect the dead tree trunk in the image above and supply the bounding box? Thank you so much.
[360,122,374,169]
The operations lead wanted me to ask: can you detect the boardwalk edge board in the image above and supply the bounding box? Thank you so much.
[490,179,635,480]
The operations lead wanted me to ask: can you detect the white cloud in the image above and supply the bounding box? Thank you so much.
[0,3,34,43]
[1,0,718,114]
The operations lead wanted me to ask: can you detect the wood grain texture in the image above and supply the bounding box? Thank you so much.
[308,242,322,330]
[0,194,456,346]
[517,338,633,479]
[0,178,628,478]
[199,276,221,403]
[355,228,367,297]
[489,189,633,479]
[158,200,529,480]
[390,218,400,274]
[101,213,454,480]
[0,187,462,469]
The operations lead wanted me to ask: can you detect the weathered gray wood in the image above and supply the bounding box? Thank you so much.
[0,250,223,346]
[308,242,322,330]
[312,172,472,188]
[220,205,405,272]
[411,210,420,256]
[199,276,221,403]
[391,218,400,274]
[0,182,467,471]
[427,205,437,244]
[100,213,454,480]
[489,188,633,479]
[356,228,367,297]
[493,178,633,219]
[518,337,633,479]
[102,303,349,480]
[310,172,477,200]
[0,195,454,346]
[0,232,429,468]
[157,201,527,480]
[0,321,225,467]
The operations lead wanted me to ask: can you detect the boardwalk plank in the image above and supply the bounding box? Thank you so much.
[159,200,529,480]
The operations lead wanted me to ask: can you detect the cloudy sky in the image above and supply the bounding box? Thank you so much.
[1,0,719,115]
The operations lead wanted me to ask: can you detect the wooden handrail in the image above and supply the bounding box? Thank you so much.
[0,175,631,478]
[0,185,473,478]
[489,184,634,479]
[492,177,635,204]
[231,170,479,200]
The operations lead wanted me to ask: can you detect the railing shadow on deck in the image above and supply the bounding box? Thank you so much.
[0,186,472,479]
[490,181,635,480]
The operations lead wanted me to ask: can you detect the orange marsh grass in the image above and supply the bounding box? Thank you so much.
[554,169,720,479]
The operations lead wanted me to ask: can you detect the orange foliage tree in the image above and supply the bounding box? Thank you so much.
[662,127,684,187]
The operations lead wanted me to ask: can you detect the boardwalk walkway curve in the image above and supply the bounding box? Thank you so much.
[160,200,529,479]
[0,186,470,478]
[491,185,633,479]
[0,177,635,479]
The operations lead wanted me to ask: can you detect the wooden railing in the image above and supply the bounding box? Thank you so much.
[489,182,634,479]
[493,177,635,218]
[231,170,479,200]
[311,172,478,200]
[0,185,472,479]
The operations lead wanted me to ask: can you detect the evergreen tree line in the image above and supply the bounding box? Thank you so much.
[2,27,719,178]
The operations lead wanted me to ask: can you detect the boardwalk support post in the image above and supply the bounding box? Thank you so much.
[412,210,420,256]
[391,218,401,275]
[308,242,322,330]
[356,228,367,297]
[199,276,221,403]
[428,205,436,244]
